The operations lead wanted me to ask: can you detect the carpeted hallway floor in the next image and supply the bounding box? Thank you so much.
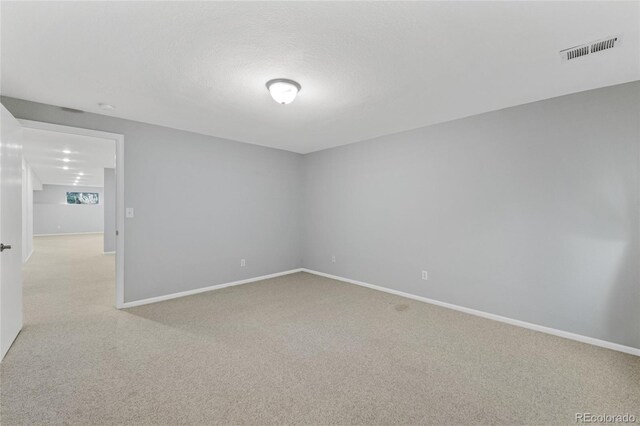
[1,234,639,425]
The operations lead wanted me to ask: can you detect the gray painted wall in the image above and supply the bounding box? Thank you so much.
[303,82,640,349]
[104,168,116,253]
[3,97,303,302]
[34,184,104,235]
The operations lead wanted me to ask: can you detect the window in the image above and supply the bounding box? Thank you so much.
[66,192,99,205]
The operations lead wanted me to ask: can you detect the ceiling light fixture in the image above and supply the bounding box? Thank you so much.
[266,79,301,105]
[62,158,70,163]
[98,103,116,111]
[63,166,69,170]
[78,172,84,176]
[63,149,71,154]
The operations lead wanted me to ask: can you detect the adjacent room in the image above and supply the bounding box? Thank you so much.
[18,124,117,317]
[0,1,638,425]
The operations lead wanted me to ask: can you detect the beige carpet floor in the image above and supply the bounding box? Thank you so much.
[1,234,639,425]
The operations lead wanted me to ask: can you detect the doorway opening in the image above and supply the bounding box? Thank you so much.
[19,120,125,308]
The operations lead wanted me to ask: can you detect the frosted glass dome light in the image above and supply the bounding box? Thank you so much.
[266,79,301,105]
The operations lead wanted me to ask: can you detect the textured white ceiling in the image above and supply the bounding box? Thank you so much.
[2,1,639,153]
[22,128,115,187]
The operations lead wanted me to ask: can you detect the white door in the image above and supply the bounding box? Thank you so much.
[0,105,23,361]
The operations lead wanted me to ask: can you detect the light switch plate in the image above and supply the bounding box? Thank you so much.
[126,207,134,218]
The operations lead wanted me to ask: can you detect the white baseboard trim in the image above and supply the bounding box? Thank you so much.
[23,248,34,264]
[301,269,640,357]
[103,251,116,255]
[35,232,104,237]
[120,268,304,309]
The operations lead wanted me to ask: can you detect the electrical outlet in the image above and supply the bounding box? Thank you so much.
[331,255,336,263]
[240,259,246,267]
[421,270,428,280]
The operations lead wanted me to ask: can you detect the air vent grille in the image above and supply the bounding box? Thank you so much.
[566,46,589,60]
[591,37,618,53]
[560,35,621,61]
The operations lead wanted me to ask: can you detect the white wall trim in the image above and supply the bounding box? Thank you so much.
[301,269,640,357]
[120,269,304,308]
[103,251,115,255]
[18,119,125,310]
[23,248,34,264]
[34,231,104,237]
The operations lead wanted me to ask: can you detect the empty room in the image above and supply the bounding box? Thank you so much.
[0,1,638,425]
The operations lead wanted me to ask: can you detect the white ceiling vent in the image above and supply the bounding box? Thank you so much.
[560,36,621,61]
